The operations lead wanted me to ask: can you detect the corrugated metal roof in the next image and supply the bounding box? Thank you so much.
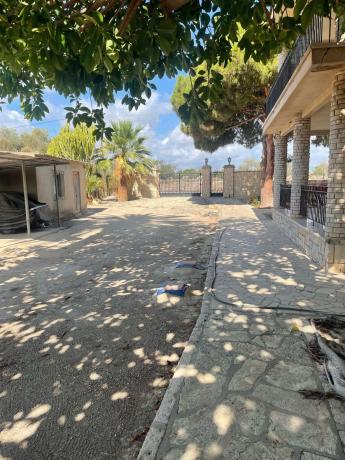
[0,151,72,169]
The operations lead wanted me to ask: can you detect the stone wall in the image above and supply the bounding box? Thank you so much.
[233,170,261,201]
[272,208,327,268]
[130,173,160,199]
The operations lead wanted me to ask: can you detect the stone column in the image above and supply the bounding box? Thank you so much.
[273,134,288,209]
[223,162,235,198]
[290,115,311,217]
[201,159,211,198]
[325,71,345,272]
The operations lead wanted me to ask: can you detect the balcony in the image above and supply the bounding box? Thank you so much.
[267,16,343,115]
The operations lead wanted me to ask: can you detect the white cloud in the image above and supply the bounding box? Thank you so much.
[0,90,330,170]
[104,92,172,129]
[0,107,30,130]
[149,125,263,170]
[101,92,264,170]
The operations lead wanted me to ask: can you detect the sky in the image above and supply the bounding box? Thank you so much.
[1,76,329,171]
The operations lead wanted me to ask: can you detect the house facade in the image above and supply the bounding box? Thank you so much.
[264,15,345,272]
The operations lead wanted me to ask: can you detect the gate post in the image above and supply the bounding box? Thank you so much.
[223,157,235,198]
[201,159,211,198]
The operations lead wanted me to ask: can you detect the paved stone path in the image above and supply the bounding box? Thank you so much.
[139,202,345,460]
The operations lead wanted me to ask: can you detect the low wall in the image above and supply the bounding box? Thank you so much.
[234,170,261,201]
[272,208,327,268]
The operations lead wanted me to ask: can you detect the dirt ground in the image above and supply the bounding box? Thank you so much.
[0,197,218,460]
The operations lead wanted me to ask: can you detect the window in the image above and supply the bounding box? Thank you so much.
[54,171,65,199]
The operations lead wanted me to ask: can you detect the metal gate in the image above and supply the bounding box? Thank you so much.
[159,173,201,196]
[211,172,224,196]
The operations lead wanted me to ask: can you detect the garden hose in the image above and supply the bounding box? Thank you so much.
[209,228,345,319]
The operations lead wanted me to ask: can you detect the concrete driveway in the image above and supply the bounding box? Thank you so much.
[0,197,217,459]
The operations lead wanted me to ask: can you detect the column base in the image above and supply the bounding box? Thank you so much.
[326,240,345,274]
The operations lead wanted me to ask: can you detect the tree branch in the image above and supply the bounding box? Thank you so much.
[259,0,275,29]
[118,0,142,36]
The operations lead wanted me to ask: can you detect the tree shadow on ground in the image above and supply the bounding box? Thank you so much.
[0,199,215,459]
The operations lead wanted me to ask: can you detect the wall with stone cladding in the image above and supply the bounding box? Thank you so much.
[223,165,234,198]
[273,135,288,209]
[326,71,345,241]
[201,165,211,198]
[233,171,261,201]
[272,209,327,268]
[290,116,311,216]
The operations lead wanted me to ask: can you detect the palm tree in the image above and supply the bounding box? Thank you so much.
[101,120,153,201]
[95,159,114,196]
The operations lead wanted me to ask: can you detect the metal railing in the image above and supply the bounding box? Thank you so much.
[280,184,291,209]
[159,172,201,195]
[300,185,327,226]
[267,16,339,114]
[337,17,344,42]
[211,172,224,196]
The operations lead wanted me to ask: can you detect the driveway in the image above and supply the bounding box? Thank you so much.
[0,197,217,459]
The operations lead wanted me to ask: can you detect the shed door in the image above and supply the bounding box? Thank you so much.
[73,172,81,213]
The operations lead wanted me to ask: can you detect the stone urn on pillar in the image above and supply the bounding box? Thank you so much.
[223,157,235,198]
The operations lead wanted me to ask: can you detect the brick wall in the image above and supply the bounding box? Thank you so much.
[273,135,288,208]
[325,71,345,240]
[290,116,311,216]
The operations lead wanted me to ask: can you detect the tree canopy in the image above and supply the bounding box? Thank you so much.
[0,127,49,153]
[312,162,328,178]
[171,47,276,152]
[1,1,344,136]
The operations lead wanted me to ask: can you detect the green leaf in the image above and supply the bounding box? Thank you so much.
[301,3,315,30]
[294,0,307,18]
[157,36,172,54]
[194,76,205,88]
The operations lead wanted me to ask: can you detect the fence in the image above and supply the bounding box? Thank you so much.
[159,168,261,201]
[159,173,201,195]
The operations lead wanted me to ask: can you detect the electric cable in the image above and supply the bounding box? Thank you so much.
[208,228,345,318]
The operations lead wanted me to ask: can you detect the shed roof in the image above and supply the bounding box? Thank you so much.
[0,151,70,170]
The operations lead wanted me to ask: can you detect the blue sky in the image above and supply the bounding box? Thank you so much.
[1,76,328,171]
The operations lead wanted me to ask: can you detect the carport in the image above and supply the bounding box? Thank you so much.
[0,151,69,236]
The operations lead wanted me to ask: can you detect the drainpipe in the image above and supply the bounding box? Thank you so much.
[21,161,31,236]
[53,163,61,227]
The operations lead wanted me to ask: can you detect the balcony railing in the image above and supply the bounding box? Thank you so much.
[279,184,327,226]
[266,16,341,115]
[300,185,327,226]
[280,184,291,209]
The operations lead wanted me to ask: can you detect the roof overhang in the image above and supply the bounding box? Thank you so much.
[263,43,345,136]
[0,151,71,171]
